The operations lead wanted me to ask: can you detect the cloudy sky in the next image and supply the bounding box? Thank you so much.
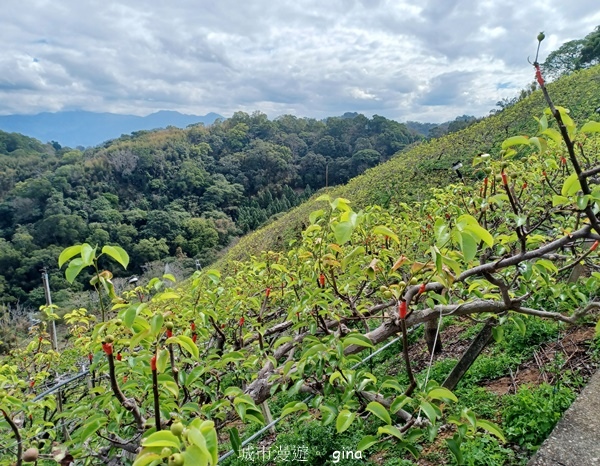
[2,0,599,123]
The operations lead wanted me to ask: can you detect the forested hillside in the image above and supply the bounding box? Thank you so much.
[0,113,419,307]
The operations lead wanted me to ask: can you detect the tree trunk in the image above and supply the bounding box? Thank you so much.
[425,317,442,355]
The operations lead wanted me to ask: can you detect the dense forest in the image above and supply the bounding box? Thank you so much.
[0,112,420,307]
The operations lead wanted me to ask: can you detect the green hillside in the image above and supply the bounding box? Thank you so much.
[0,113,420,307]
[219,65,600,266]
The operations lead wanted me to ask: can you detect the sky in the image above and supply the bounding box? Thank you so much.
[2,0,599,124]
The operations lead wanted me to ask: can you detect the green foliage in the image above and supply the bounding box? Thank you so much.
[0,112,420,306]
[502,384,576,450]
[448,435,517,466]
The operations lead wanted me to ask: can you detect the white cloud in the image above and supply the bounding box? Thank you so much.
[0,0,598,123]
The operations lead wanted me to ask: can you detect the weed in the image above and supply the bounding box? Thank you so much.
[502,383,575,450]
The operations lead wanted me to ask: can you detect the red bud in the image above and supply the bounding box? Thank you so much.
[190,322,196,331]
[501,172,508,186]
[561,156,567,165]
[166,329,173,338]
[150,355,157,371]
[535,64,545,87]
[116,352,122,361]
[398,300,407,319]
[88,353,93,362]
[522,182,527,189]
[123,375,128,383]
[102,342,113,356]
[265,287,271,298]
[239,317,245,326]
[419,284,426,294]
[30,380,35,388]
[591,241,599,252]
[319,273,325,288]
[192,333,197,343]
[38,336,43,342]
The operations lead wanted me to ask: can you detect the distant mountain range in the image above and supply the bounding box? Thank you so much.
[0,110,223,148]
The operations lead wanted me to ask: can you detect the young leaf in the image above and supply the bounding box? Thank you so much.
[65,258,85,283]
[377,424,403,440]
[501,135,529,149]
[580,121,600,133]
[342,334,374,349]
[372,225,400,244]
[561,172,581,197]
[357,435,379,451]
[477,419,506,442]
[428,387,458,403]
[141,430,181,449]
[102,245,130,269]
[336,409,356,433]
[280,401,308,418]
[366,401,392,425]
[58,245,82,268]
[81,243,97,267]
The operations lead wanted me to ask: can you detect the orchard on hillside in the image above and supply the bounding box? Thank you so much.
[1,50,600,465]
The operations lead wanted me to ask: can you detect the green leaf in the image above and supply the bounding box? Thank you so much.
[81,243,97,266]
[510,316,526,336]
[491,326,504,343]
[132,451,162,466]
[333,221,355,244]
[342,334,374,349]
[280,401,308,418]
[580,121,600,133]
[78,416,106,442]
[477,419,506,442]
[561,172,581,197]
[380,379,403,393]
[459,232,478,262]
[309,209,325,224]
[336,409,356,433]
[199,420,218,465]
[372,225,400,244]
[434,218,451,247]
[377,424,403,440]
[273,336,293,350]
[157,348,169,374]
[390,395,411,414]
[357,435,379,451]
[177,335,199,359]
[456,214,493,247]
[501,135,529,149]
[150,313,164,337]
[428,387,458,403]
[446,437,463,465]
[102,245,130,269]
[141,430,181,449]
[541,128,563,144]
[65,258,85,283]
[58,245,82,268]
[419,400,438,422]
[183,445,209,466]
[319,404,338,426]
[552,195,570,206]
[228,427,241,456]
[366,401,392,425]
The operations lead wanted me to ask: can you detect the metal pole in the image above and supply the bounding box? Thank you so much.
[41,269,59,352]
[41,269,68,440]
